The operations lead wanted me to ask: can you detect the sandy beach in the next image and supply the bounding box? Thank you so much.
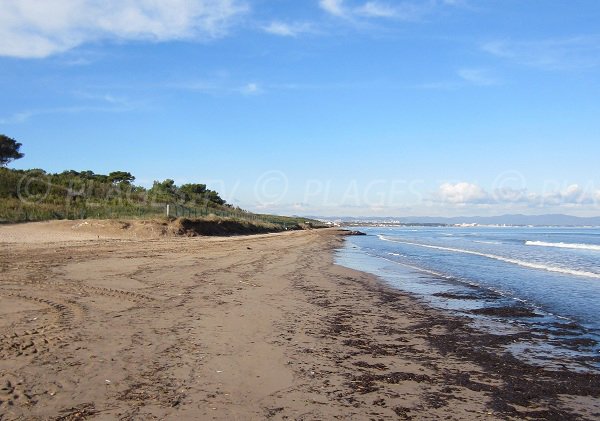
[1,221,599,420]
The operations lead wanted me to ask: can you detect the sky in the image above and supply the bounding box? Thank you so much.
[1,0,600,217]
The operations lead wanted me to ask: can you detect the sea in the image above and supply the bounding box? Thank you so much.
[335,226,600,371]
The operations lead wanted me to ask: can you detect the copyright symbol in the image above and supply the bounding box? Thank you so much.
[492,170,527,203]
[17,173,51,204]
[254,170,288,206]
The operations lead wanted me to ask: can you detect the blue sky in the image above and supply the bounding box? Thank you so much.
[1,0,600,216]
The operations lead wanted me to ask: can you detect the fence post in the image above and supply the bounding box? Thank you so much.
[166,204,170,217]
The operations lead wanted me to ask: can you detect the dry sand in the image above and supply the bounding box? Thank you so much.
[0,221,599,420]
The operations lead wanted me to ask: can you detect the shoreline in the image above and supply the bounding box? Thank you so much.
[327,233,600,419]
[1,225,599,419]
[337,235,600,373]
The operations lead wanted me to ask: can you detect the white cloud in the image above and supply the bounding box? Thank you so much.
[541,184,587,206]
[0,0,247,58]
[437,182,489,204]
[457,68,497,86]
[434,182,600,209]
[319,0,346,17]
[262,21,314,37]
[482,36,600,71]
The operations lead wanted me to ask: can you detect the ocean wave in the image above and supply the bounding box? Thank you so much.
[380,256,451,280]
[525,241,600,251]
[378,235,600,279]
[378,255,490,290]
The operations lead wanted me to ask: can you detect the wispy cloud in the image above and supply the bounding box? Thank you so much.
[0,105,131,125]
[358,1,433,20]
[0,0,248,59]
[357,2,398,18]
[319,0,346,17]
[174,78,264,96]
[457,68,498,86]
[413,68,498,90]
[482,36,600,71]
[72,91,134,105]
[240,82,262,95]
[262,21,315,37]
[0,93,140,124]
[411,82,454,90]
[53,49,108,67]
[319,0,464,21]
[0,111,36,125]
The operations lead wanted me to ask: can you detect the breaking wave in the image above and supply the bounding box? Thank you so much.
[378,235,600,279]
[525,241,600,252]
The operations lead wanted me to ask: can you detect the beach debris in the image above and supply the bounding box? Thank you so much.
[105,380,111,384]
[1,380,14,393]
[57,403,97,419]
[470,306,540,318]
[239,280,258,287]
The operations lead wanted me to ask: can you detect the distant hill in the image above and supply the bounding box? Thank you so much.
[313,214,600,227]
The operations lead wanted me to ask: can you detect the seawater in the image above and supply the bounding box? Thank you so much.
[335,226,600,371]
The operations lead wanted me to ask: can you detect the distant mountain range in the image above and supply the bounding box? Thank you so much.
[310,214,600,227]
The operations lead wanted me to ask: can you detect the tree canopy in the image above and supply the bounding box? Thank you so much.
[108,171,135,184]
[149,180,226,205]
[0,135,24,167]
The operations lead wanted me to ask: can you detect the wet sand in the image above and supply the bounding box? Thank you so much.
[0,222,599,420]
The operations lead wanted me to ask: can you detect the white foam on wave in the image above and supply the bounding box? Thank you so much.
[378,235,600,279]
[380,255,449,279]
[525,241,600,252]
[378,255,494,291]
